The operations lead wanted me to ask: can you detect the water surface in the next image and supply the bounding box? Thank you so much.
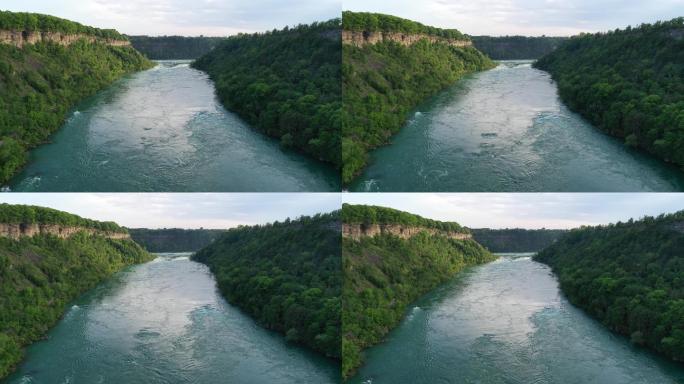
[4,253,339,384]
[349,253,684,384]
[351,61,684,191]
[10,61,339,191]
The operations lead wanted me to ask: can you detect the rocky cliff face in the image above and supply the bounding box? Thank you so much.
[342,223,471,241]
[342,30,472,48]
[0,223,130,240]
[0,30,130,48]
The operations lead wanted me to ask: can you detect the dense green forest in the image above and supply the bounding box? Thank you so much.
[342,204,495,378]
[128,35,225,59]
[0,205,151,379]
[535,211,684,363]
[128,228,224,252]
[470,35,567,59]
[0,11,125,40]
[535,18,684,171]
[471,228,567,252]
[342,12,495,184]
[342,203,467,232]
[342,11,466,40]
[0,203,125,232]
[192,212,341,360]
[0,12,152,184]
[192,20,341,167]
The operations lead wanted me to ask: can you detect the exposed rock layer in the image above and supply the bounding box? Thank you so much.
[0,223,130,240]
[342,223,471,241]
[342,30,472,48]
[0,30,130,48]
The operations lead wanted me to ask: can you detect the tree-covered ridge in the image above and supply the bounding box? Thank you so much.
[0,204,125,233]
[342,203,467,233]
[192,19,341,167]
[471,228,567,252]
[470,35,567,60]
[128,228,225,252]
[192,211,341,360]
[0,229,151,378]
[342,13,495,184]
[535,210,684,363]
[342,11,467,40]
[534,18,684,171]
[0,11,126,40]
[128,35,226,60]
[341,204,495,378]
[0,35,152,184]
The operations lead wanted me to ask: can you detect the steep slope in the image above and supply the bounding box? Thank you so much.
[535,211,684,362]
[341,204,495,378]
[471,228,567,252]
[128,228,225,252]
[192,20,341,168]
[0,11,153,184]
[341,12,495,184]
[0,204,152,378]
[192,211,341,360]
[128,35,225,59]
[470,35,567,60]
[535,18,684,171]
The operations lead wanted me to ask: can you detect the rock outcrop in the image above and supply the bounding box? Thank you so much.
[342,223,472,241]
[0,223,130,240]
[0,30,130,48]
[342,30,472,48]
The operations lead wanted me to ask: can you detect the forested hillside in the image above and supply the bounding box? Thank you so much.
[535,18,684,171]
[192,211,341,360]
[192,20,341,167]
[471,228,566,252]
[0,204,151,379]
[470,35,567,59]
[342,12,495,184]
[128,228,224,252]
[535,211,684,362]
[0,11,152,184]
[129,35,225,59]
[342,204,495,378]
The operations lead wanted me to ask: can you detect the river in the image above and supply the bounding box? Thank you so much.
[349,253,684,384]
[351,61,684,192]
[3,253,339,384]
[8,61,339,192]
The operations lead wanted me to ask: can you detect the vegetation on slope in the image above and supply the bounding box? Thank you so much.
[0,205,151,378]
[342,11,466,40]
[0,203,125,232]
[535,18,684,170]
[471,228,567,252]
[192,211,341,359]
[0,12,153,184]
[470,35,567,60]
[128,228,224,252]
[128,35,225,60]
[0,11,126,40]
[342,12,495,184]
[342,204,495,378]
[192,20,341,167]
[535,211,684,362]
[342,203,467,232]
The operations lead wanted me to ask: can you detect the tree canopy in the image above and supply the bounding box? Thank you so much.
[342,203,467,233]
[0,203,125,233]
[0,11,126,40]
[342,11,467,40]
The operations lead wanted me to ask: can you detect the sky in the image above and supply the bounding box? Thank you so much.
[343,193,684,229]
[1,0,341,36]
[344,0,684,36]
[0,193,341,229]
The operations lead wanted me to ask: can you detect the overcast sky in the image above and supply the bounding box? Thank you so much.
[343,193,684,229]
[344,0,684,36]
[1,0,340,36]
[0,193,341,229]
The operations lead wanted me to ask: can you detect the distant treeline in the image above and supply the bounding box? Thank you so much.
[342,11,467,40]
[0,203,125,233]
[471,228,567,252]
[0,10,126,40]
[128,228,225,252]
[128,35,225,60]
[470,35,567,60]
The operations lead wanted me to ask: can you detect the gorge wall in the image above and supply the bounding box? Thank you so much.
[0,30,130,48]
[0,223,130,240]
[342,30,472,48]
[342,223,472,241]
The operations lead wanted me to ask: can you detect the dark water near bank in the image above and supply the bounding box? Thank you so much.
[4,253,339,384]
[351,61,684,192]
[349,253,684,384]
[9,61,339,191]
